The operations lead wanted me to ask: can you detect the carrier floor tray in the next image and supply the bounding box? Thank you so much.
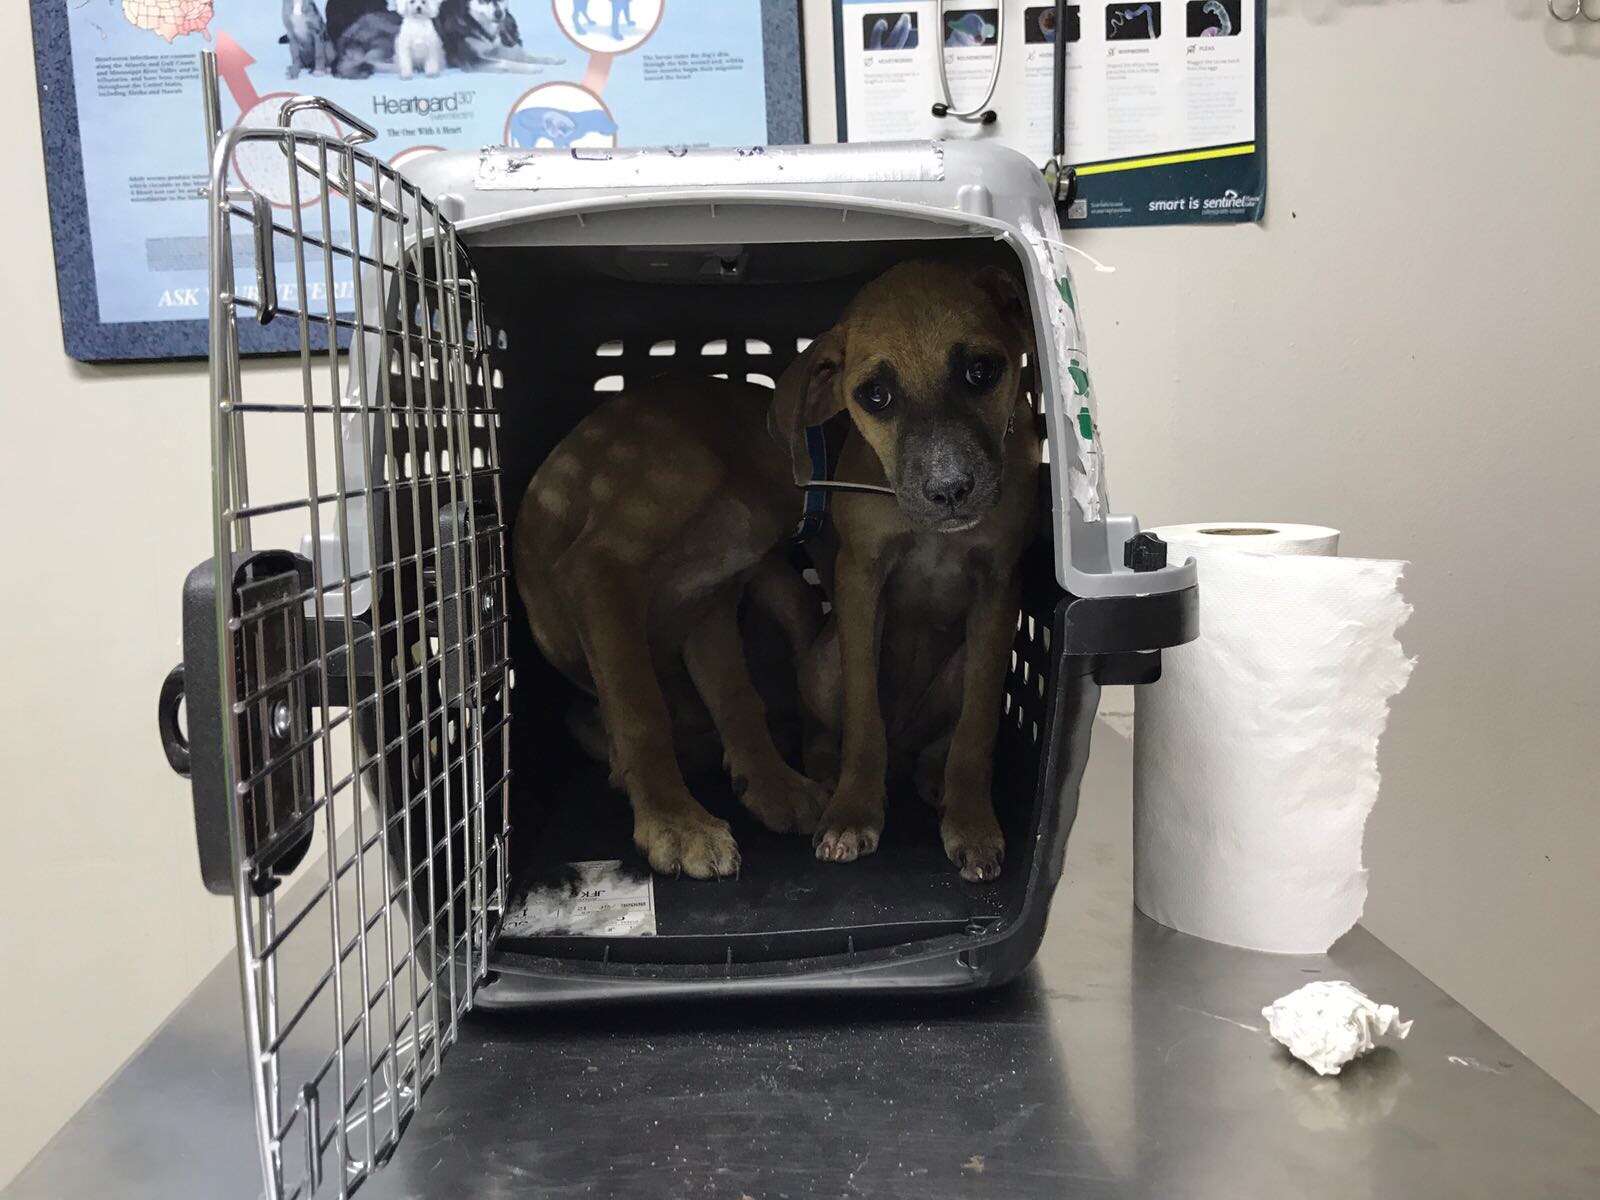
[497,757,1035,965]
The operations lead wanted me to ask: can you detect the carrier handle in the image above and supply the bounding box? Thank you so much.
[158,663,191,778]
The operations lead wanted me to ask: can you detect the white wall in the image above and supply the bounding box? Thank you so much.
[2,0,1596,1185]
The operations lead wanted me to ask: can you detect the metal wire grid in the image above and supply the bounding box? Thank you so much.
[207,100,509,1200]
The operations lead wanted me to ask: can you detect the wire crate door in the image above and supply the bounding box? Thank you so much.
[206,99,511,1200]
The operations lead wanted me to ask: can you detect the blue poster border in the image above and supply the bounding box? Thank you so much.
[28,0,807,363]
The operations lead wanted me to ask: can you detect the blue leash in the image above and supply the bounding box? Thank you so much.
[793,425,832,541]
[791,424,896,542]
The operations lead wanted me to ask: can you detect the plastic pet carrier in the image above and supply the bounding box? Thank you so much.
[156,65,1195,1200]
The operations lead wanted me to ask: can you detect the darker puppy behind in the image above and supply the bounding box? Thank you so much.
[513,377,828,879]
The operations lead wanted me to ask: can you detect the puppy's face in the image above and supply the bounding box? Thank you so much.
[467,0,508,26]
[393,0,442,18]
[787,262,1031,532]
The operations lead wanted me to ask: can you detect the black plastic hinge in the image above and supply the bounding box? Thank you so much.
[173,551,318,895]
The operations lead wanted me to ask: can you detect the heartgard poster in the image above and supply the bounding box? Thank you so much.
[35,1,791,358]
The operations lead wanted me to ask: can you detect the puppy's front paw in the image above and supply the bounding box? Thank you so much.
[634,809,740,879]
[734,765,828,835]
[941,805,1005,882]
[813,791,884,863]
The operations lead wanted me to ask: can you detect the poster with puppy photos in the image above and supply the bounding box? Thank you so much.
[31,0,804,360]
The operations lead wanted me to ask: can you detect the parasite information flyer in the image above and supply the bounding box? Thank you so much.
[31,0,803,360]
[833,0,1265,228]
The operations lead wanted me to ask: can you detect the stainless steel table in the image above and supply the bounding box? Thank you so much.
[8,731,1599,1199]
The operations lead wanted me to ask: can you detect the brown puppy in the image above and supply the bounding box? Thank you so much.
[514,375,828,878]
[785,261,1041,882]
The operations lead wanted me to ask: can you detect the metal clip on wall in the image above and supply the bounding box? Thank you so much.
[1045,0,1079,218]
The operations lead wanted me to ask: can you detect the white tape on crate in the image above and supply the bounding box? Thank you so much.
[1019,216,1105,521]
[476,141,946,192]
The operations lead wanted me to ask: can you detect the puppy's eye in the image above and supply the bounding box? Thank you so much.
[965,358,1002,390]
[856,380,894,413]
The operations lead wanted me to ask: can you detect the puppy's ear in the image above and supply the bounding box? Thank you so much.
[771,327,846,491]
[974,265,1031,337]
[772,326,845,446]
[974,265,1039,394]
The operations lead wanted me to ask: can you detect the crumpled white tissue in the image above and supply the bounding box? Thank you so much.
[1262,981,1412,1076]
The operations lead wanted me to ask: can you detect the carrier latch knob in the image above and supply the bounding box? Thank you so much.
[1124,531,1168,572]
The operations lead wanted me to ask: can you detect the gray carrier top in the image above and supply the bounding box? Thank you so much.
[391,138,1197,601]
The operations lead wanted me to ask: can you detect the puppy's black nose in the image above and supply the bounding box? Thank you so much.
[924,469,975,510]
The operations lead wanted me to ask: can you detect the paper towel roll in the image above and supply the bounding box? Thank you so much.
[1133,523,1414,954]
[1151,522,1341,557]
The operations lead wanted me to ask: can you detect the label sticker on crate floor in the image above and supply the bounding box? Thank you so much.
[502,860,657,937]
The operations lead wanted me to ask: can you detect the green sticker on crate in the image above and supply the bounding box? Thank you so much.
[1067,362,1091,397]
[1077,406,1094,440]
[1057,276,1076,315]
